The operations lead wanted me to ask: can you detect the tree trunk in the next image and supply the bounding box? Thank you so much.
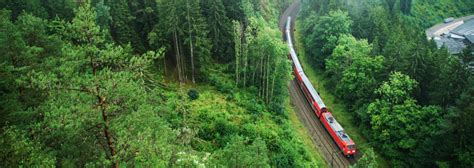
[270,59,278,103]
[259,54,264,98]
[252,57,259,87]
[266,53,270,103]
[187,0,195,84]
[91,53,117,168]
[240,25,249,88]
[178,36,187,82]
[99,96,117,168]
[173,30,182,83]
[243,41,247,88]
[163,55,167,76]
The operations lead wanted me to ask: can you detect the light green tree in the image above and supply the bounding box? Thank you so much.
[302,10,352,68]
[326,34,384,109]
[367,72,442,165]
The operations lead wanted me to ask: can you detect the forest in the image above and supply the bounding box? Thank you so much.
[300,0,473,167]
[0,0,321,167]
[0,0,473,167]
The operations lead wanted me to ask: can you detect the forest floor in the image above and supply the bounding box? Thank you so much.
[293,20,389,167]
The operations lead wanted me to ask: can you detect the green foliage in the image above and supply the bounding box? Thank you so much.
[302,0,474,166]
[0,10,62,126]
[410,0,474,28]
[1,0,320,166]
[428,51,471,106]
[151,0,212,82]
[0,126,56,166]
[0,0,48,19]
[326,34,384,110]
[187,89,200,100]
[302,10,352,68]
[367,72,444,166]
[201,0,234,62]
[352,148,378,168]
[188,89,317,167]
[94,0,110,30]
[8,4,175,166]
[109,0,144,52]
[210,136,269,167]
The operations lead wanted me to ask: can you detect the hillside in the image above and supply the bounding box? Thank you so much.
[1,0,473,167]
[299,0,473,167]
[0,0,326,166]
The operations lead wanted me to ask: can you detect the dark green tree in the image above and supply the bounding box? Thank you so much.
[109,0,145,52]
[201,0,234,62]
[0,126,56,166]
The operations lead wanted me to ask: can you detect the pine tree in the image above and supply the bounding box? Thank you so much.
[201,0,234,61]
[26,4,175,166]
[109,0,144,52]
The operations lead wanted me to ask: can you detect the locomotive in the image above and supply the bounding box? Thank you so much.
[285,17,356,157]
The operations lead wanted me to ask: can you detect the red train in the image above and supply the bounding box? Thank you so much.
[285,17,356,157]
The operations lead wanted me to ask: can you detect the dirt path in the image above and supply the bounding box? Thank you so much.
[280,1,355,167]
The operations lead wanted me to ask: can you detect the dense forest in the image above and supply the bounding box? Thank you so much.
[1,0,473,167]
[300,0,473,167]
[0,0,325,167]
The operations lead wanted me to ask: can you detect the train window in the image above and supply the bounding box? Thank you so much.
[342,133,347,138]
[348,145,355,150]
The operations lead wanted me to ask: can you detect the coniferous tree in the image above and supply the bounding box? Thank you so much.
[109,0,144,52]
[26,4,175,166]
[201,0,234,62]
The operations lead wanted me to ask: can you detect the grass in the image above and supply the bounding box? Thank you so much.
[187,84,327,166]
[285,92,327,167]
[293,20,389,167]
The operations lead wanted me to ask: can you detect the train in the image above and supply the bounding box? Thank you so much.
[285,17,356,157]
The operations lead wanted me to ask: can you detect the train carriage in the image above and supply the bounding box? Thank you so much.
[320,113,356,156]
[285,16,357,157]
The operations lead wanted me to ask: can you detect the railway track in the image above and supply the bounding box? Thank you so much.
[289,80,350,168]
[281,1,360,167]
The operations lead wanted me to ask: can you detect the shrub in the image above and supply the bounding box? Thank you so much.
[188,89,199,100]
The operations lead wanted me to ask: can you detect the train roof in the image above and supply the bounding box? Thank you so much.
[286,17,292,32]
[286,31,293,47]
[300,74,326,109]
[289,48,304,73]
[322,113,354,145]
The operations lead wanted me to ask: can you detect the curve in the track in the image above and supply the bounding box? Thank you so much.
[280,1,358,167]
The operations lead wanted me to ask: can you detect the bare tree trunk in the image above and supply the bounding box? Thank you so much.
[259,54,264,98]
[178,37,187,82]
[266,53,270,103]
[186,0,195,84]
[234,22,242,87]
[252,58,258,87]
[243,42,247,88]
[243,27,249,88]
[235,41,240,87]
[163,55,167,76]
[173,30,182,83]
[270,59,278,103]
